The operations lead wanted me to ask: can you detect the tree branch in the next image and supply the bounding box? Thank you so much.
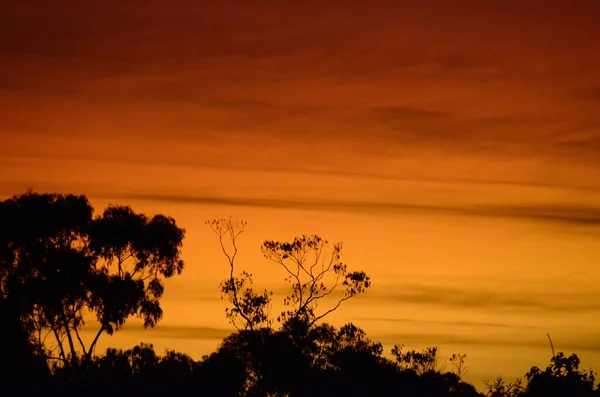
[87,325,105,359]
[73,325,88,357]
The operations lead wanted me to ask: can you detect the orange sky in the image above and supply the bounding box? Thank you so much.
[1,0,600,388]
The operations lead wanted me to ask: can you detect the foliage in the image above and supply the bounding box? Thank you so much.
[261,234,371,330]
[524,352,597,397]
[3,193,600,397]
[0,191,186,367]
[86,204,185,355]
[484,376,526,397]
[483,352,599,397]
[207,218,371,341]
[392,345,444,375]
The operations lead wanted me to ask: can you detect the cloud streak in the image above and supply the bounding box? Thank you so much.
[83,322,600,355]
[7,151,600,193]
[111,193,600,227]
[370,283,600,313]
[353,317,540,330]
[87,324,234,341]
[376,331,600,353]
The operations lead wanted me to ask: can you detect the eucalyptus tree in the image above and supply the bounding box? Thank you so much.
[0,191,186,367]
[207,217,370,335]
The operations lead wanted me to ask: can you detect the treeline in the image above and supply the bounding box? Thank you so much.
[1,192,598,397]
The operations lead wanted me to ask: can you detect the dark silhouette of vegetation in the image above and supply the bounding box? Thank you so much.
[206,218,272,331]
[450,353,469,379]
[207,216,371,342]
[0,191,185,369]
[2,192,599,397]
[484,352,598,397]
[392,345,445,375]
[0,294,50,395]
[261,233,371,329]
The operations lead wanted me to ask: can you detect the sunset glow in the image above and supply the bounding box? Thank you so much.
[1,0,599,387]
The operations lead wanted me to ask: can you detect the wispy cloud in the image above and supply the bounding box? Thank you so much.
[353,317,540,329]
[375,331,600,353]
[370,283,600,313]
[90,324,234,341]
[110,193,600,226]
[7,152,600,192]
[369,106,449,121]
[80,321,600,354]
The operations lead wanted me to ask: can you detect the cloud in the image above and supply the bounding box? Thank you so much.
[81,319,600,354]
[11,147,600,195]
[573,85,600,103]
[348,106,599,157]
[77,322,234,341]
[377,104,450,117]
[3,0,600,168]
[110,192,600,226]
[591,86,600,101]
[353,317,540,329]
[371,283,600,313]
[369,106,450,122]
[375,331,600,353]
[121,324,234,341]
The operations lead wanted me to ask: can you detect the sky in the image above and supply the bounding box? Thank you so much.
[1,0,600,388]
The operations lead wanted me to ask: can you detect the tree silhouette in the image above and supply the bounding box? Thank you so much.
[210,328,312,396]
[5,191,599,397]
[261,234,371,334]
[0,191,186,367]
[86,205,186,358]
[206,217,272,331]
[483,353,599,397]
[207,218,371,337]
[450,352,469,379]
[0,294,50,394]
[484,376,526,397]
[525,352,597,397]
[1,192,95,367]
[392,345,444,375]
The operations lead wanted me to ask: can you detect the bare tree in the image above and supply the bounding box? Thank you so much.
[206,217,272,331]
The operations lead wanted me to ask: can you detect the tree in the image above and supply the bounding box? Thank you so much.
[206,218,272,331]
[261,234,371,334]
[450,352,469,379]
[0,294,50,393]
[86,204,186,358]
[0,191,186,367]
[202,322,390,397]
[206,218,373,395]
[207,218,371,338]
[307,323,384,371]
[391,345,444,375]
[208,327,312,397]
[484,377,525,397]
[1,191,95,367]
[525,352,597,397]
